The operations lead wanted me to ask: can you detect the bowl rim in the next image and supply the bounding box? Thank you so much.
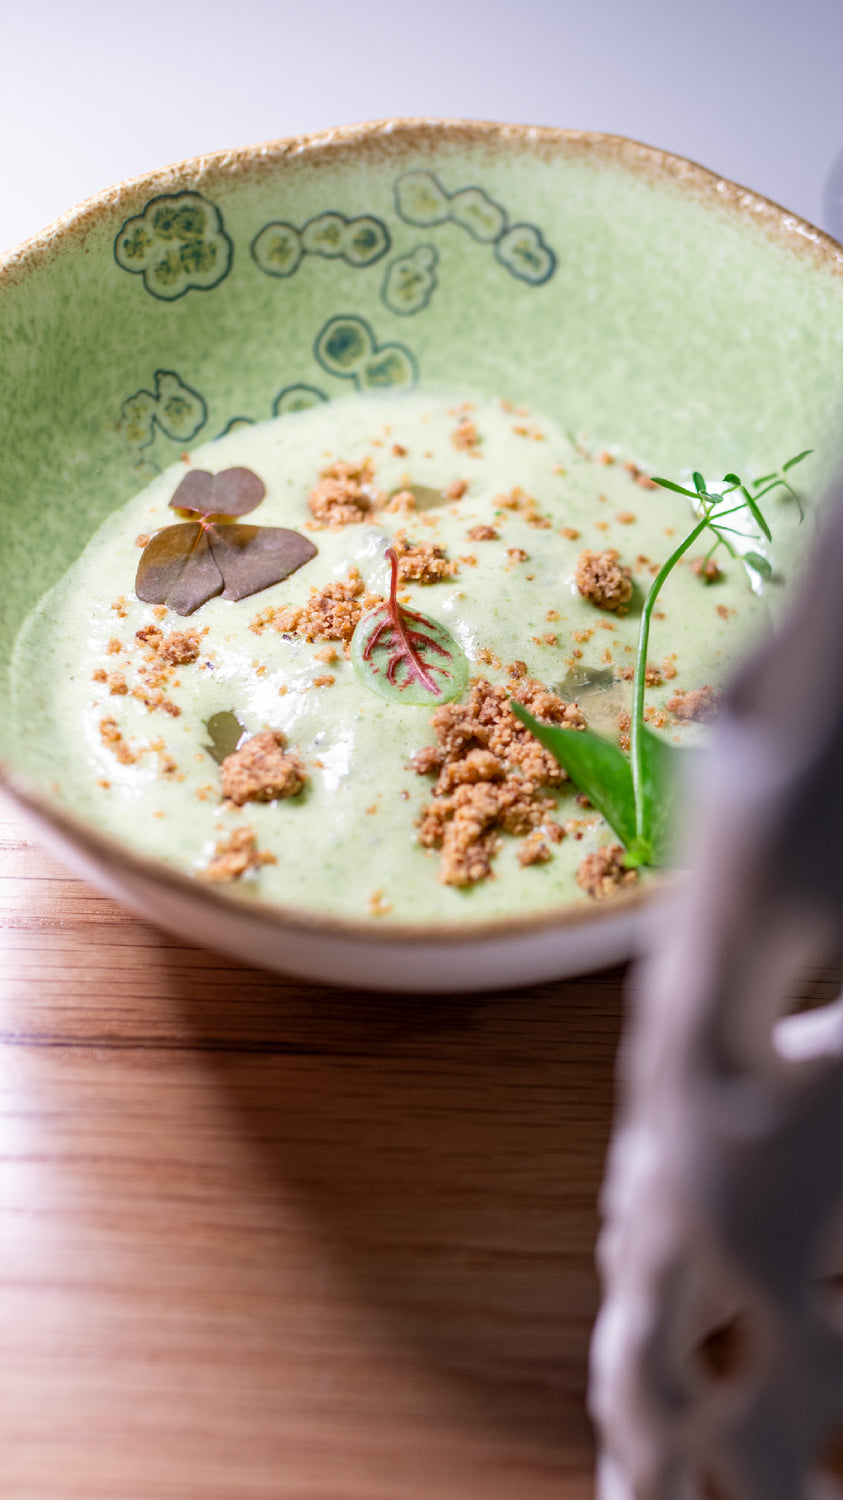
[1,115,840,949]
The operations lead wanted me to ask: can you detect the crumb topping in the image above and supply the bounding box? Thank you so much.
[250,570,381,646]
[392,532,457,584]
[466,524,499,542]
[495,486,551,529]
[692,556,722,583]
[577,844,638,899]
[381,488,416,516]
[202,826,277,883]
[308,458,384,527]
[575,548,633,613]
[453,417,480,451]
[666,685,718,722]
[411,676,585,885]
[99,715,139,765]
[220,728,306,806]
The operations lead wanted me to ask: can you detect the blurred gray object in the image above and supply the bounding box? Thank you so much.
[590,483,843,1497]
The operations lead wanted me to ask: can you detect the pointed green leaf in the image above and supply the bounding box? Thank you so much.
[782,449,812,472]
[743,550,773,580]
[639,727,688,864]
[511,704,637,849]
[737,485,772,542]
[650,478,699,498]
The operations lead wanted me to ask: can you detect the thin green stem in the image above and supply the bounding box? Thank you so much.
[630,513,712,848]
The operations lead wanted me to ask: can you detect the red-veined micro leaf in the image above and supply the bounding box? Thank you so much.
[351,546,468,706]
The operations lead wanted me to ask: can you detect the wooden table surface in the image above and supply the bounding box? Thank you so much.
[0,790,627,1500]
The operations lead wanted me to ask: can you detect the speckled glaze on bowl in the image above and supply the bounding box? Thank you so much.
[3,119,843,992]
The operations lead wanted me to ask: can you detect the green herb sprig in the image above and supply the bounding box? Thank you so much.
[513,451,811,868]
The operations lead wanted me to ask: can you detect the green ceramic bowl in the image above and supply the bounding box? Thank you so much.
[3,120,843,990]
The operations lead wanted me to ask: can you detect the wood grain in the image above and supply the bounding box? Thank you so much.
[0,791,626,1499]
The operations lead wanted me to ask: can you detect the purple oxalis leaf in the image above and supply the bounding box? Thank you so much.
[135,467,317,615]
[170,466,266,518]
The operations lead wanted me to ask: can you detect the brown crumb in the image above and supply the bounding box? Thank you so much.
[572,629,593,643]
[560,526,581,541]
[411,676,582,885]
[531,632,559,647]
[368,889,393,917]
[308,457,384,527]
[577,844,638,899]
[661,654,678,680]
[466,524,499,542]
[110,597,129,619]
[575,549,633,613]
[131,685,181,717]
[495,486,551,529]
[92,667,107,683]
[99,715,139,765]
[643,707,669,728]
[251,569,380,647]
[97,778,111,789]
[546,608,560,622]
[618,663,662,685]
[518,831,553,867]
[597,451,615,466]
[312,674,335,688]
[157,629,201,667]
[618,710,631,752]
[445,478,468,500]
[135,533,150,548]
[622,459,658,490]
[391,443,407,457]
[666,685,719,722]
[616,511,636,525]
[507,547,529,564]
[106,638,122,655]
[381,488,416,516]
[475,645,502,669]
[692,556,722,584]
[393,532,457,584]
[453,417,480,451]
[315,645,338,664]
[202,826,277,883]
[150,737,179,779]
[107,671,129,696]
[220,728,307,806]
[716,603,735,620]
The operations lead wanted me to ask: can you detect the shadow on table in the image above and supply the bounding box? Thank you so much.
[170,955,626,1457]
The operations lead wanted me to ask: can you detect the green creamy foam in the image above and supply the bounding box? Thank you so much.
[12,390,784,924]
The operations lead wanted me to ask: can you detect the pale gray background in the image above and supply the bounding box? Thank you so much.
[2,0,842,254]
